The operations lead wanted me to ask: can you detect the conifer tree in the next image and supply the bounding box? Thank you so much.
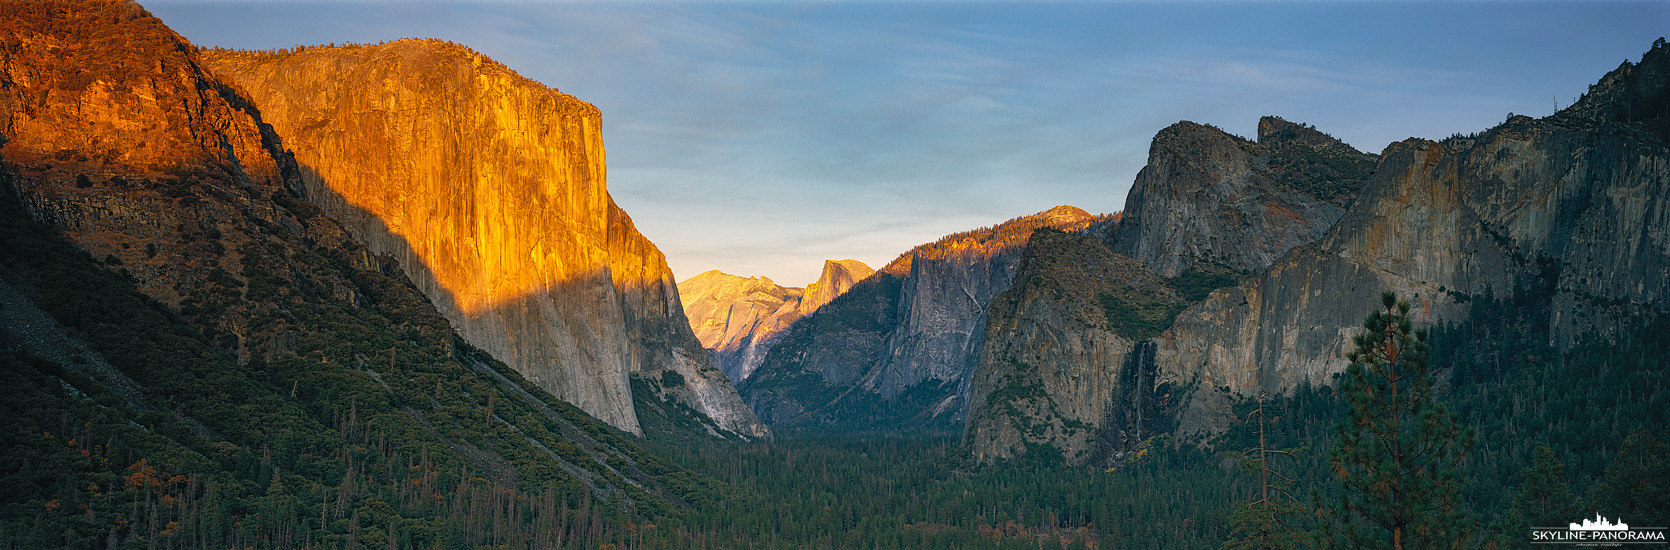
[1593,428,1670,529]
[1495,444,1580,549]
[1224,391,1311,550]
[1323,292,1474,550]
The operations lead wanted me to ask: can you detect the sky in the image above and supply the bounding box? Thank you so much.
[148,1,1668,286]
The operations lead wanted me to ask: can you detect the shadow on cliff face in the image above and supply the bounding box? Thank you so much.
[288,163,674,314]
[290,165,460,307]
[287,163,645,431]
[283,163,775,439]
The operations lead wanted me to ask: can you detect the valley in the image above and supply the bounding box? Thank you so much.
[1,1,1666,549]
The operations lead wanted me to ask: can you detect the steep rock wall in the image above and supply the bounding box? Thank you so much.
[741,206,1109,431]
[679,272,805,384]
[800,259,875,315]
[965,229,1177,464]
[964,119,1382,461]
[1154,42,1670,438]
[204,41,764,437]
[0,2,722,510]
[1111,118,1374,277]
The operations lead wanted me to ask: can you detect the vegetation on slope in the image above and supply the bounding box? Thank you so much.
[0,191,717,549]
[643,282,1670,549]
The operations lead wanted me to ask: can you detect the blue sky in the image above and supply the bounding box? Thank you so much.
[149,1,1667,285]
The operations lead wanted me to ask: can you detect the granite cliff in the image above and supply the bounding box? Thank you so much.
[1111,117,1375,277]
[678,259,874,384]
[203,41,765,437]
[800,259,876,314]
[0,0,706,523]
[741,206,1111,432]
[965,229,1180,464]
[966,40,1670,462]
[1157,41,1670,439]
[965,119,1373,463]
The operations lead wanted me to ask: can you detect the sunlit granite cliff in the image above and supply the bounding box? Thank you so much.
[741,206,1112,432]
[679,259,874,384]
[204,40,765,437]
[0,1,721,510]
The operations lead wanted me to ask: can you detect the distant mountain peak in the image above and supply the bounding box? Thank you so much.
[679,259,872,384]
[801,259,876,313]
[882,205,1106,273]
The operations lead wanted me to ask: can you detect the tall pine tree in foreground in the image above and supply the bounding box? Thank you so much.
[1324,292,1474,550]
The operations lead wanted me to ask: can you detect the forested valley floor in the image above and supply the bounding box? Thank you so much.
[636,282,1668,549]
[3,195,1666,549]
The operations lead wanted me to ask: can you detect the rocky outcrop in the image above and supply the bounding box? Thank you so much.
[965,118,1416,462]
[967,42,1670,460]
[0,2,288,191]
[202,40,765,437]
[801,259,875,314]
[680,272,804,383]
[0,0,305,308]
[679,259,873,384]
[0,2,722,514]
[1155,44,1670,431]
[965,229,1179,464]
[1111,117,1375,277]
[741,206,1109,432]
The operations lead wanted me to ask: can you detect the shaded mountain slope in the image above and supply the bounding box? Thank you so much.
[741,205,1113,432]
[0,2,724,546]
[1110,116,1376,277]
[1157,41,1670,439]
[966,40,1670,464]
[965,118,1375,463]
[964,228,1182,464]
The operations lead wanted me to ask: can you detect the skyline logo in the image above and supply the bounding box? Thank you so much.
[1570,514,1630,531]
[1532,514,1666,547]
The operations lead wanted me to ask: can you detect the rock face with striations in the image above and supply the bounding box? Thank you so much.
[964,229,1181,464]
[679,259,874,384]
[0,3,725,511]
[741,206,1110,432]
[965,42,1670,463]
[965,118,1376,463]
[204,41,766,437]
[1154,42,1670,440]
[800,259,876,314]
[1111,117,1376,277]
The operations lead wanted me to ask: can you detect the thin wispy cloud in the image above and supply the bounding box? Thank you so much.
[150,1,1668,284]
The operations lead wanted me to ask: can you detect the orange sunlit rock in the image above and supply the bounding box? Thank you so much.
[206,40,767,437]
[211,41,621,315]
